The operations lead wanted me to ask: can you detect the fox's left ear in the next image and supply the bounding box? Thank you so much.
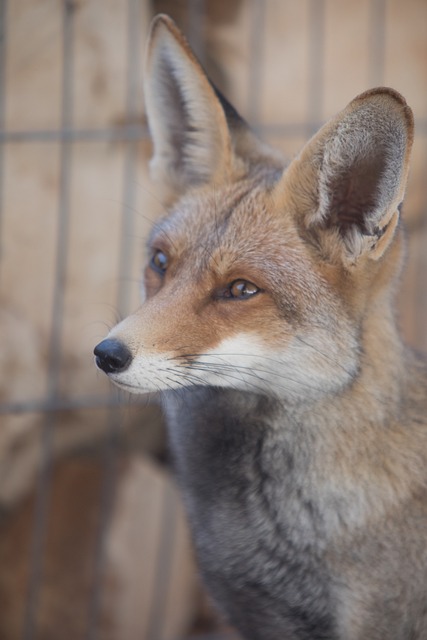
[279,88,414,262]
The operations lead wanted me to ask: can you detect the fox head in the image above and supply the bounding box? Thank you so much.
[94,15,413,404]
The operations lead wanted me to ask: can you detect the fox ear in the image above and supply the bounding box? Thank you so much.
[281,88,414,262]
[144,15,237,191]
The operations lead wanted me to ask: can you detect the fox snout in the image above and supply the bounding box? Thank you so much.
[94,339,132,375]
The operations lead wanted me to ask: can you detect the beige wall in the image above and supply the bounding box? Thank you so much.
[0,1,426,638]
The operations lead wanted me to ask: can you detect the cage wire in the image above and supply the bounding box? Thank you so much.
[0,0,426,639]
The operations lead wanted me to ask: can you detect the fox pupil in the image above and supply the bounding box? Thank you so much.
[228,279,259,299]
[151,249,168,273]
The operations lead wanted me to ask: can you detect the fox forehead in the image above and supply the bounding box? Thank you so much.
[149,177,305,274]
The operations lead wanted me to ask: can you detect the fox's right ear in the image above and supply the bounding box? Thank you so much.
[144,15,238,192]
[277,88,414,264]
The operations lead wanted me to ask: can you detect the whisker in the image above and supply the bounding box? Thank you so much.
[293,336,353,372]
[164,375,189,390]
[165,367,208,388]
[177,354,327,395]
[188,367,258,394]
[194,365,311,399]
[183,363,293,398]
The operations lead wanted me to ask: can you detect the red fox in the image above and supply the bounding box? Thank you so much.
[94,15,427,640]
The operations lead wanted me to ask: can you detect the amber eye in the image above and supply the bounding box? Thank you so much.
[225,279,260,300]
[150,249,168,274]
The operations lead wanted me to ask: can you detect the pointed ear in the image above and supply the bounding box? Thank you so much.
[279,88,414,262]
[143,15,237,192]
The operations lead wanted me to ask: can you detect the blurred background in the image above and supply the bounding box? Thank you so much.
[0,1,426,638]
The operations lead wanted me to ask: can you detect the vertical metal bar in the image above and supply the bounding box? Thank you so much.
[86,1,142,637]
[0,0,7,264]
[307,0,325,135]
[247,0,266,128]
[187,0,207,68]
[368,0,386,86]
[145,483,179,640]
[85,397,121,640]
[116,0,141,319]
[22,2,75,638]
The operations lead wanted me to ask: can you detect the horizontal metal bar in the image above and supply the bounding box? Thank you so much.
[0,392,151,415]
[2,119,426,145]
[0,123,309,143]
[0,124,150,144]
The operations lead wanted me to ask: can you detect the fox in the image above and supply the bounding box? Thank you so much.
[94,14,427,640]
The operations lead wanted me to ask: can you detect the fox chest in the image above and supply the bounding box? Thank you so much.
[164,391,336,640]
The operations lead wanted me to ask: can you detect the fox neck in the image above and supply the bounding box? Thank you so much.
[164,305,408,542]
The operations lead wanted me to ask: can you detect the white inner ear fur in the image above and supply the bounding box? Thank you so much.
[319,108,404,218]
[144,19,231,187]
[296,92,413,261]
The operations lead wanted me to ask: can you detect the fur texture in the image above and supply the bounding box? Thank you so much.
[95,15,427,640]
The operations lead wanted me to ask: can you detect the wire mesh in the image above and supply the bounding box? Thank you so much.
[1,1,426,639]
[23,2,76,636]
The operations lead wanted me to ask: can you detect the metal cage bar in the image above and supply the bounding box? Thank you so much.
[0,1,425,639]
[86,1,145,636]
[307,0,325,135]
[369,0,386,86]
[22,1,76,638]
[0,0,7,266]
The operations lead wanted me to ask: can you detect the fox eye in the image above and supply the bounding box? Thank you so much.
[225,279,260,300]
[150,249,168,274]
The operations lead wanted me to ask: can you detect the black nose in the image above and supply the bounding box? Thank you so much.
[94,339,132,374]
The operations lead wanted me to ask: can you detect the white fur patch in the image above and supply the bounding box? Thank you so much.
[107,333,269,394]
[194,332,357,400]
[108,352,183,394]
[108,330,357,402]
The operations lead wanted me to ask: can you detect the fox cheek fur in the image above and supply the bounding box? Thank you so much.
[94,14,427,640]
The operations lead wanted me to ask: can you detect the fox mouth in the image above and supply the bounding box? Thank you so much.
[107,378,143,393]
[97,368,153,394]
